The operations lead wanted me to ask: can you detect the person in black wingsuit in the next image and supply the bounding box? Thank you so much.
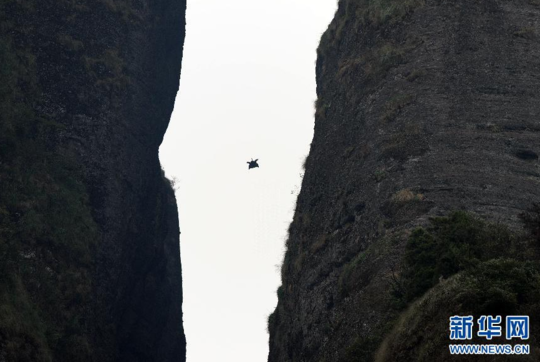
[247,159,259,169]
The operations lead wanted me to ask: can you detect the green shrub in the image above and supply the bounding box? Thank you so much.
[373,169,387,183]
[520,203,540,244]
[459,258,540,315]
[378,260,540,362]
[344,335,381,362]
[339,251,368,297]
[401,212,520,302]
[380,94,414,123]
[378,210,540,360]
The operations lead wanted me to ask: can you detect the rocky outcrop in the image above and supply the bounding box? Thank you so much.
[0,1,186,361]
[268,1,540,361]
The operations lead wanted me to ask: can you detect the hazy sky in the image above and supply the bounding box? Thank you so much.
[160,1,337,361]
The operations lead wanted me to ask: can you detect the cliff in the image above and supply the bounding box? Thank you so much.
[0,1,186,361]
[269,1,540,361]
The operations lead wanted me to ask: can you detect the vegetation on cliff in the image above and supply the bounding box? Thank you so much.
[373,209,540,361]
[269,0,540,361]
[333,210,540,362]
[0,13,100,361]
[0,0,140,359]
[1,0,187,359]
[398,212,525,303]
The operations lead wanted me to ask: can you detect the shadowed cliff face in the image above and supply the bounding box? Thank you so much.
[269,1,540,361]
[0,1,186,361]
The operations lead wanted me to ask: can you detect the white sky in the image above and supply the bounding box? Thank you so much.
[160,2,337,361]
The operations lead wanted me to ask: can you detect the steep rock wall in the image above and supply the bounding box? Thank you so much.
[269,1,540,361]
[0,1,186,361]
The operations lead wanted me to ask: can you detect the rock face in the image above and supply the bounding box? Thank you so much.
[0,1,186,361]
[268,1,540,361]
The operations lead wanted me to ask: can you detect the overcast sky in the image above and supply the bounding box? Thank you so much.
[160,1,337,361]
